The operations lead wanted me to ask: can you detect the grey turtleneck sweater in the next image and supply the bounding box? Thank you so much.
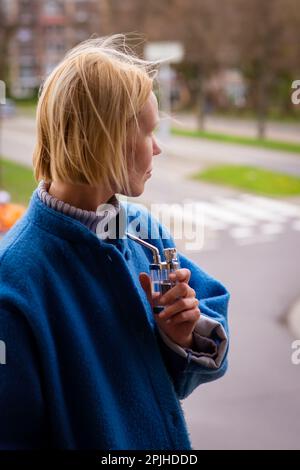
[37,180,120,237]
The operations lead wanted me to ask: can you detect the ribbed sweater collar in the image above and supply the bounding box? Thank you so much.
[37,180,120,237]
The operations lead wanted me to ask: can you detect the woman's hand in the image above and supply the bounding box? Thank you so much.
[139,268,201,349]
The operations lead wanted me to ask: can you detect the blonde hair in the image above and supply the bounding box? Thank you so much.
[33,34,159,194]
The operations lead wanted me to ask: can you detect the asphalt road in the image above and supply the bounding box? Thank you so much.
[182,229,300,450]
[1,115,300,449]
[2,116,300,177]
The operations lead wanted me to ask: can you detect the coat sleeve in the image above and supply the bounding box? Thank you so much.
[0,297,47,449]
[153,222,230,400]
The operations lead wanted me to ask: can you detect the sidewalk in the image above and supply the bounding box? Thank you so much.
[172,113,300,144]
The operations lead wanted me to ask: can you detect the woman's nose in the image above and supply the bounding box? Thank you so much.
[153,138,162,156]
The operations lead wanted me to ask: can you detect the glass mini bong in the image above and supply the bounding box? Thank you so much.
[126,232,180,314]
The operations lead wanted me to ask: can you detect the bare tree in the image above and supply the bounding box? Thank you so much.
[89,0,300,136]
[178,0,238,129]
[113,0,237,130]
[234,0,300,139]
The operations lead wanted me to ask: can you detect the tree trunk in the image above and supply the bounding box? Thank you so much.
[257,105,267,140]
[195,67,206,131]
[256,72,271,140]
[257,77,268,139]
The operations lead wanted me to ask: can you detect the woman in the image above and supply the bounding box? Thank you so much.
[0,35,229,450]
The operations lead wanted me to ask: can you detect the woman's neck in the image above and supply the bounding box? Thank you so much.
[48,181,115,212]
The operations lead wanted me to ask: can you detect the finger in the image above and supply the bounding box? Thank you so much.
[168,307,201,326]
[168,268,191,284]
[139,272,161,307]
[160,283,196,307]
[159,298,199,321]
[139,272,152,305]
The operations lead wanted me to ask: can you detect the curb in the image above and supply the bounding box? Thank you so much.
[287,297,300,339]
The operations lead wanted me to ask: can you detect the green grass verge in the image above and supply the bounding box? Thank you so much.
[172,128,300,154]
[0,158,36,205]
[16,103,37,117]
[192,164,300,196]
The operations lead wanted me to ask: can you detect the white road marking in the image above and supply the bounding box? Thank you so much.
[150,195,300,251]
[235,234,276,246]
[240,195,300,218]
[292,220,300,231]
[215,198,287,223]
[229,227,255,239]
[261,223,284,236]
[196,201,255,226]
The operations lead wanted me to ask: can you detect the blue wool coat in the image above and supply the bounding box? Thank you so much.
[0,189,229,450]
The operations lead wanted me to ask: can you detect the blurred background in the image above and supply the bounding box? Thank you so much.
[0,0,300,450]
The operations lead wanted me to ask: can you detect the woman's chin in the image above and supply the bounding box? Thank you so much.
[121,184,145,198]
[131,186,144,197]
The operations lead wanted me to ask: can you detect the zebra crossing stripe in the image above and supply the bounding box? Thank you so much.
[229,227,254,239]
[195,201,254,226]
[292,220,300,231]
[149,195,300,249]
[215,198,287,223]
[154,202,226,230]
[260,223,284,235]
[240,195,300,218]
[234,234,276,246]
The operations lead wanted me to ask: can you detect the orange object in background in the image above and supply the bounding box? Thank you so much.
[0,203,26,233]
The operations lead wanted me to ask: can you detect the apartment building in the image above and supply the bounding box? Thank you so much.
[2,0,101,97]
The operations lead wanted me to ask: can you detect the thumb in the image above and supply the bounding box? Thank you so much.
[139,272,153,305]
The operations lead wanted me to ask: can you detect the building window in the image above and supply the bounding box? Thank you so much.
[46,42,65,53]
[20,64,35,79]
[19,55,36,67]
[75,29,88,42]
[17,28,32,42]
[43,0,64,16]
[75,11,88,23]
